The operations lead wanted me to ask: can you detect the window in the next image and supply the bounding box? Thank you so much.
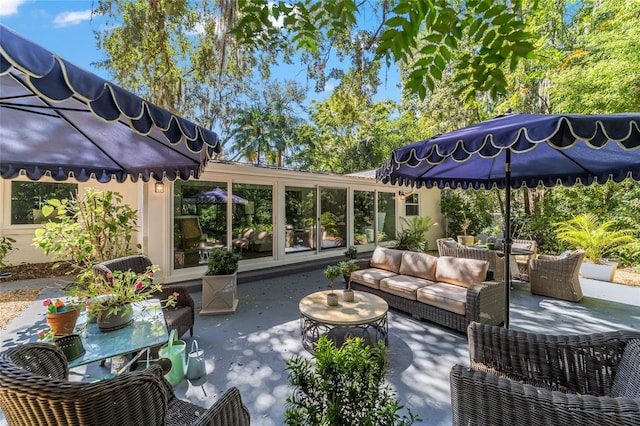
[377,192,396,242]
[320,187,347,250]
[405,193,419,216]
[232,183,273,259]
[353,190,374,245]
[11,181,77,224]
[285,186,317,253]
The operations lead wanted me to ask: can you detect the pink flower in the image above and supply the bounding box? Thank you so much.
[136,282,143,290]
[106,272,113,279]
[38,331,45,339]
[42,299,51,307]
[173,292,180,297]
[149,272,154,277]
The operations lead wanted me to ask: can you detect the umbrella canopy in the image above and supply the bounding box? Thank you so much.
[0,24,220,183]
[377,113,640,327]
[183,188,248,205]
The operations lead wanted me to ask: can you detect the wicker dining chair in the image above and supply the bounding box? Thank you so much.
[529,249,585,302]
[93,255,195,338]
[0,343,251,426]
[450,322,640,426]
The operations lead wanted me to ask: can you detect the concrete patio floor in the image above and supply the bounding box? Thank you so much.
[1,270,639,425]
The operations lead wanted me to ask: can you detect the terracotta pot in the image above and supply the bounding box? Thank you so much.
[47,309,80,336]
[327,293,339,306]
[97,304,133,332]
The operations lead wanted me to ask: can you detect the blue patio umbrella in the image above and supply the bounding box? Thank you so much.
[377,113,640,327]
[183,188,248,205]
[0,24,220,183]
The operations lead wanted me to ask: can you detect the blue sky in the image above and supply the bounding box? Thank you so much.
[1,0,402,109]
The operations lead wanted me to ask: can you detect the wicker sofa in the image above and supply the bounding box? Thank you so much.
[450,322,640,425]
[349,246,505,332]
[92,255,195,338]
[0,343,250,426]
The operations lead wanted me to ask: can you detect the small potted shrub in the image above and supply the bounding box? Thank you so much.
[337,261,360,302]
[324,264,341,306]
[201,249,241,314]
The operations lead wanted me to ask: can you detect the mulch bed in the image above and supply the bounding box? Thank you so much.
[0,261,77,282]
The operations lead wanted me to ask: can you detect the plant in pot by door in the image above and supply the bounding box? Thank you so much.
[554,213,635,281]
[201,249,240,315]
[337,261,359,302]
[324,265,341,306]
[73,265,162,331]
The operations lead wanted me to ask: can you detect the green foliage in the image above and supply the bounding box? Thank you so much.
[285,336,418,425]
[323,265,342,292]
[337,260,359,275]
[206,249,240,275]
[32,189,140,282]
[394,216,437,252]
[440,190,493,238]
[344,246,358,260]
[554,213,636,264]
[0,235,16,268]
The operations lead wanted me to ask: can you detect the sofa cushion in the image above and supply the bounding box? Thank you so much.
[610,339,640,398]
[399,251,438,281]
[370,246,404,273]
[416,282,467,315]
[435,256,489,288]
[379,275,434,300]
[350,268,398,290]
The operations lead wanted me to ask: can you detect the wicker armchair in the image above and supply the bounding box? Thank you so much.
[93,255,195,337]
[529,249,585,302]
[450,322,640,426]
[455,247,505,282]
[512,239,537,281]
[437,237,460,257]
[0,343,251,426]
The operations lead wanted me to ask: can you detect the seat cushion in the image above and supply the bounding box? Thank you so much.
[379,275,434,300]
[399,251,438,281]
[350,268,398,290]
[610,339,640,398]
[370,246,404,273]
[436,256,489,288]
[416,282,467,315]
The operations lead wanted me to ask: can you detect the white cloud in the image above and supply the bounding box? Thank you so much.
[53,9,93,28]
[0,0,28,17]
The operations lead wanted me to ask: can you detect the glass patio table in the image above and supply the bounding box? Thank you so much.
[67,299,168,372]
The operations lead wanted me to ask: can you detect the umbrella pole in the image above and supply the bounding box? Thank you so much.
[504,151,512,328]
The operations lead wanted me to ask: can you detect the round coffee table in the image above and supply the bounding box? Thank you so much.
[299,290,388,352]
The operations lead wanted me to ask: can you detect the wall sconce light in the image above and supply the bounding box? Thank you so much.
[154,182,165,193]
[397,192,406,201]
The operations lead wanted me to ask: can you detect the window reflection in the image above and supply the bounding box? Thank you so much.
[285,186,317,253]
[320,188,346,250]
[354,190,374,245]
[232,183,273,259]
[377,192,396,242]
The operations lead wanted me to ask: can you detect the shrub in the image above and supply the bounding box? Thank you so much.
[285,336,418,425]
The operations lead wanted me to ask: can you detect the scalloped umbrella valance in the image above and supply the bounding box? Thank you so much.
[377,112,640,327]
[0,24,220,183]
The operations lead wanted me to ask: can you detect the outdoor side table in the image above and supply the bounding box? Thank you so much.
[67,299,169,375]
[299,290,388,352]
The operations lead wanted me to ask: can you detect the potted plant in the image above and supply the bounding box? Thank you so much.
[554,213,636,281]
[285,335,418,425]
[337,261,360,302]
[457,215,474,246]
[72,266,163,331]
[201,249,240,314]
[324,264,341,306]
[40,298,81,337]
[344,246,358,261]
